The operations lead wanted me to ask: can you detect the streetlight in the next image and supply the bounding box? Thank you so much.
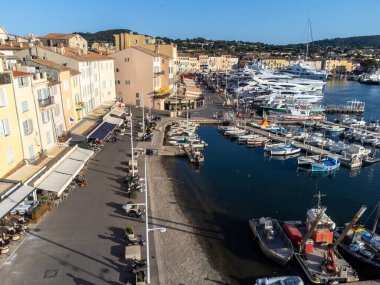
[144,155,166,284]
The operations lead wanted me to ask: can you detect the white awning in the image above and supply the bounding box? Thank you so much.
[110,108,126,118]
[104,116,123,126]
[0,185,34,219]
[36,147,94,197]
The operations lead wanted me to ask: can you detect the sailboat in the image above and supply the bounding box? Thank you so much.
[334,202,380,269]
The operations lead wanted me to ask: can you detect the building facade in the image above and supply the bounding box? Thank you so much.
[38,33,88,50]
[0,61,24,177]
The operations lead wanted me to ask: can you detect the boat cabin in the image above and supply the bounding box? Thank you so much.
[306,208,336,244]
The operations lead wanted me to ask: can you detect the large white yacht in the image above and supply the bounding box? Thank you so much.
[280,62,328,81]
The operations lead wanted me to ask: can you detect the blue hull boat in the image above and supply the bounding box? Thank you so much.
[311,156,340,172]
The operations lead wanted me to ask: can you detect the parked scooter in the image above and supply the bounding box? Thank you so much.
[124,234,145,246]
[129,258,147,272]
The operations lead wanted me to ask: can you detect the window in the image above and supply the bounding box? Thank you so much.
[6,148,13,165]
[63,80,69,91]
[0,118,11,136]
[46,131,52,144]
[115,68,119,72]
[125,80,130,85]
[23,119,33,135]
[125,58,129,62]
[42,111,50,124]
[18,77,28,88]
[136,99,141,106]
[21,101,29,112]
[0,88,7,107]
[136,93,140,98]
[117,80,120,84]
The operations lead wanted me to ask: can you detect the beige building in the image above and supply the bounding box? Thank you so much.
[178,53,198,73]
[28,59,81,131]
[324,59,354,73]
[110,46,174,110]
[261,58,290,70]
[16,45,116,116]
[0,60,24,177]
[11,70,42,162]
[38,33,88,50]
[114,32,156,52]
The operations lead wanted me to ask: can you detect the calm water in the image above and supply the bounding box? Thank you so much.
[167,81,380,285]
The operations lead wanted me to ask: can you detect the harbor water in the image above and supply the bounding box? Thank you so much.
[165,80,380,285]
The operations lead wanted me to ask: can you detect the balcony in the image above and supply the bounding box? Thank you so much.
[154,70,165,77]
[38,96,54,108]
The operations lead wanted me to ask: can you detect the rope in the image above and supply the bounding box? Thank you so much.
[363,201,380,226]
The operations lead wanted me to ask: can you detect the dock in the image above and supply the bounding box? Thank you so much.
[324,100,365,115]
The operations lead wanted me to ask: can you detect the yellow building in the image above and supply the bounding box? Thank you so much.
[324,59,354,73]
[0,59,24,177]
[114,32,156,51]
[261,58,290,70]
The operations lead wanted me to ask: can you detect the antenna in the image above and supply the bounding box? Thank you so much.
[314,191,326,210]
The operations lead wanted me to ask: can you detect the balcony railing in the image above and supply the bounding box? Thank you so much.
[38,96,54,107]
[154,70,165,77]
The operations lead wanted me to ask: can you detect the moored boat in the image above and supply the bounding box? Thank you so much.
[311,156,340,172]
[255,276,304,285]
[249,217,294,266]
[264,143,301,156]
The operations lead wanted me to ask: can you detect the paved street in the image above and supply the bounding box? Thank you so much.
[0,120,158,284]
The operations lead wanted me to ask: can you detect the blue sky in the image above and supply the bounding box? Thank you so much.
[1,0,379,44]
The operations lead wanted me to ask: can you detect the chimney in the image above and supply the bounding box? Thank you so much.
[76,47,81,55]
[83,48,87,55]
[10,42,13,47]
[42,72,47,79]
[19,42,23,48]
[34,73,41,80]
[154,44,160,54]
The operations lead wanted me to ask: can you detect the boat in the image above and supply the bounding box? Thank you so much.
[280,62,328,81]
[340,155,363,169]
[246,136,270,147]
[311,156,340,172]
[297,155,320,166]
[186,147,204,163]
[323,125,345,135]
[264,143,301,156]
[280,107,325,121]
[358,70,380,85]
[237,134,256,144]
[249,217,294,266]
[329,141,349,154]
[255,276,304,285]
[341,144,371,159]
[304,133,324,146]
[284,192,359,284]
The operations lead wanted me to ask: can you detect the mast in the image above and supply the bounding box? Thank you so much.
[315,191,326,211]
[372,203,380,236]
[333,205,367,249]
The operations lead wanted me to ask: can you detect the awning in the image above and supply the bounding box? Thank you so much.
[87,122,118,140]
[110,108,126,118]
[0,185,34,219]
[104,116,123,126]
[36,147,94,197]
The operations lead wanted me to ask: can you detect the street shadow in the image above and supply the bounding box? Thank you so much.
[105,202,126,215]
[114,166,129,172]
[86,167,120,177]
[67,273,96,285]
[103,256,134,284]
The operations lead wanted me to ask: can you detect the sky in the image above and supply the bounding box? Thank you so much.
[1,0,380,45]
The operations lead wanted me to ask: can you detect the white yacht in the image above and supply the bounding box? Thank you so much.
[280,62,328,81]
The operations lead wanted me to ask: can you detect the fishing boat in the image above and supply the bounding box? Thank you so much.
[186,147,204,163]
[311,156,340,172]
[297,155,320,166]
[284,192,360,284]
[304,133,324,146]
[264,143,301,156]
[246,136,270,147]
[249,217,294,266]
[237,134,256,144]
[255,276,304,285]
[280,107,325,121]
[323,125,345,135]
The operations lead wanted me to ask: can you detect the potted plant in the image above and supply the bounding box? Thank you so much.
[125,226,134,239]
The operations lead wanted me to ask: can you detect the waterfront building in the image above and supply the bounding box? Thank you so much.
[323,59,354,73]
[261,57,290,70]
[197,54,209,71]
[16,45,116,116]
[110,46,174,110]
[11,70,42,162]
[38,33,88,50]
[0,59,24,177]
[28,59,81,131]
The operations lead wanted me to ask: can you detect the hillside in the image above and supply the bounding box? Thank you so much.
[75,29,380,52]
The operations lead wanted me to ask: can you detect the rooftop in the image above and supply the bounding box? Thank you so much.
[31,59,81,75]
[12,70,32,78]
[39,33,79,40]
[131,46,173,59]
[39,46,113,62]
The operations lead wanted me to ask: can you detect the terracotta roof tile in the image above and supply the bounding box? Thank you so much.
[39,46,112,62]
[31,59,81,76]
[39,33,78,40]
[12,70,32,77]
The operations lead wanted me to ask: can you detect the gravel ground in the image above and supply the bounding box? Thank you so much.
[148,156,228,285]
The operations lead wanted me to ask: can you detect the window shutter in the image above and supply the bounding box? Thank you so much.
[0,120,4,137]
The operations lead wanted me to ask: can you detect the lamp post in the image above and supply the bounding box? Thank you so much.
[130,107,135,176]
[144,155,166,284]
